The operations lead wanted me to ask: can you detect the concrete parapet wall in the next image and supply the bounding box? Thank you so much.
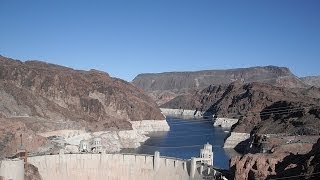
[213,118,238,128]
[0,159,24,180]
[28,153,190,180]
[224,132,251,149]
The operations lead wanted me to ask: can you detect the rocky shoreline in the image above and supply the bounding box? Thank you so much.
[130,120,170,132]
[223,132,251,149]
[160,108,204,117]
[213,118,238,128]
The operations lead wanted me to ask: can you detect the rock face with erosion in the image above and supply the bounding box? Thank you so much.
[230,138,320,180]
[0,55,165,157]
[133,66,307,105]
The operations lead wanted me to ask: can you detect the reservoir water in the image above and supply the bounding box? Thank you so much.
[137,116,233,170]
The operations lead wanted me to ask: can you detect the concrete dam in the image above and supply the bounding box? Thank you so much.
[29,153,190,180]
[1,151,224,180]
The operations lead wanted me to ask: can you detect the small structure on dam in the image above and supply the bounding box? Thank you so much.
[200,142,214,166]
[79,137,104,153]
[0,143,227,180]
[190,143,223,179]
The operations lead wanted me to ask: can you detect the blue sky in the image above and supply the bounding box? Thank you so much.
[0,0,319,81]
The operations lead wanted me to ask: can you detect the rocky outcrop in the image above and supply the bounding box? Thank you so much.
[0,55,164,131]
[133,66,307,104]
[0,55,164,157]
[213,118,238,128]
[230,153,282,180]
[267,138,320,179]
[223,132,250,149]
[301,75,320,87]
[230,138,320,180]
[25,163,42,180]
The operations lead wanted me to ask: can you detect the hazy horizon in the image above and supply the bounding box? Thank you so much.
[1,54,318,82]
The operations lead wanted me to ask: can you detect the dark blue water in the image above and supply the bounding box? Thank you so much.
[136,116,232,170]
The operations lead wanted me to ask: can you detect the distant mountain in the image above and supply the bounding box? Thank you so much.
[132,66,307,105]
[300,76,320,87]
[161,81,320,134]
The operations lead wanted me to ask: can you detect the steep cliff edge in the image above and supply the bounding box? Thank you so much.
[133,66,307,105]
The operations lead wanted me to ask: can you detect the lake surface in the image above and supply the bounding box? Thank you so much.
[137,116,234,170]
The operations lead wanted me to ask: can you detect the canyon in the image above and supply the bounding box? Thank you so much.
[133,67,320,179]
[1,55,320,179]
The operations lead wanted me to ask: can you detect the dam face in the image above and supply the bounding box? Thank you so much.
[0,159,24,180]
[27,153,190,180]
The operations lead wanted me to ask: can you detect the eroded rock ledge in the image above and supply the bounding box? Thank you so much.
[223,132,250,149]
[213,118,238,128]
